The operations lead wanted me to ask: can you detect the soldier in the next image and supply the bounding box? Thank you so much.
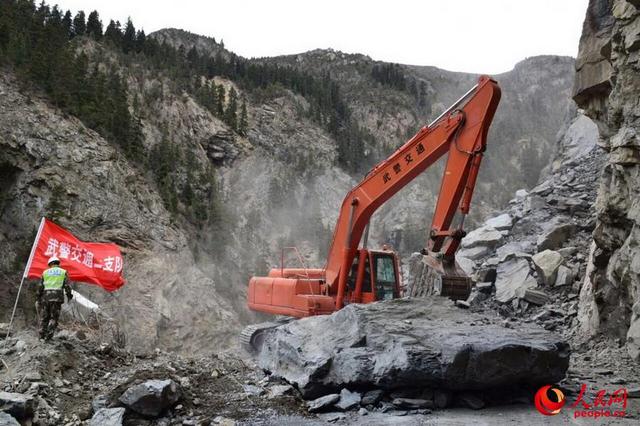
[37,256,73,341]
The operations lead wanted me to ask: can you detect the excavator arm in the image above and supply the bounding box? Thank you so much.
[324,76,501,308]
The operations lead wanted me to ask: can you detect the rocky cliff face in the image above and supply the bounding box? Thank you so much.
[573,0,640,361]
[0,26,581,354]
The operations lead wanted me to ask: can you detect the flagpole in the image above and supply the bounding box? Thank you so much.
[4,217,46,344]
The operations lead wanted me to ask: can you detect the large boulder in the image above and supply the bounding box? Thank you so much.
[537,223,576,251]
[461,226,503,249]
[0,392,34,420]
[484,214,513,231]
[532,250,564,286]
[494,257,537,303]
[118,379,182,417]
[258,298,569,399]
[0,412,19,426]
[89,408,125,426]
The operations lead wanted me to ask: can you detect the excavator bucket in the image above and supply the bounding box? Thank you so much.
[412,254,472,301]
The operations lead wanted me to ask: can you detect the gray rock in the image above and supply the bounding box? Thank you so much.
[461,226,503,249]
[484,214,513,231]
[89,408,125,426]
[307,394,340,412]
[392,398,432,409]
[242,384,264,396]
[319,412,346,423]
[555,265,574,287]
[455,300,470,309]
[457,245,492,261]
[267,384,293,398]
[91,395,109,413]
[458,392,485,410]
[118,379,182,417]
[361,389,384,406]
[258,298,569,399]
[335,388,361,411]
[0,391,34,420]
[523,289,550,306]
[532,250,564,286]
[456,256,475,275]
[494,257,537,303]
[0,412,19,426]
[537,224,576,251]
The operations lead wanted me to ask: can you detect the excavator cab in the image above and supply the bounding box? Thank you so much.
[346,249,401,303]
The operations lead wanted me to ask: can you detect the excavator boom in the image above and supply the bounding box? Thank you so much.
[325,76,501,308]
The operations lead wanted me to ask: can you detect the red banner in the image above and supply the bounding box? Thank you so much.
[26,218,125,292]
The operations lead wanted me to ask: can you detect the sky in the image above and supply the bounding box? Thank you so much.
[52,0,588,74]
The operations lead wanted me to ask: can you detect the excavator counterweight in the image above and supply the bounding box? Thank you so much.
[243,76,501,346]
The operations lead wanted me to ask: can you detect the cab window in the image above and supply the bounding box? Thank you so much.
[373,255,396,300]
[346,256,372,293]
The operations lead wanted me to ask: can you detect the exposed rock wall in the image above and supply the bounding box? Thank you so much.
[573,0,640,360]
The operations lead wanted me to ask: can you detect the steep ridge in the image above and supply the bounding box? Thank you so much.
[572,0,640,361]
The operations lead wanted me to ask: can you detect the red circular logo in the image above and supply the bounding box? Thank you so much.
[535,385,566,416]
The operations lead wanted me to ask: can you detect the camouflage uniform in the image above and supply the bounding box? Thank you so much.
[38,266,72,340]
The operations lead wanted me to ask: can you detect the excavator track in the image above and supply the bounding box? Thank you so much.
[240,317,294,353]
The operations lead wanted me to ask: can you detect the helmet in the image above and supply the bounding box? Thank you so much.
[47,256,60,265]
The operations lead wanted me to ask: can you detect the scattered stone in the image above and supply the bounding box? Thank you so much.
[118,379,182,417]
[319,412,346,423]
[537,224,576,251]
[361,390,384,406]
[91,395,108,413]
[461,226,503,249]
[532,250,564,286]
[242,384,264,396]
[458,392,485,410]
[515,189,528,199]
[335,388,361,411]
[0,391,34,420]
[523,289,550,306]
[494,257,537,303]
[14,341,25,353]
[267,384,293,398]
[458,245,492,260]
[392,398,432,409]
[89,408,125,426]
[0,412,19,426]
[23,372,42,382]
[555,265,574,287]
[358,407,368,416]
[485,214,513,231]
[455,300,470,309]
[307,394,340,412]
[259,299,570,398]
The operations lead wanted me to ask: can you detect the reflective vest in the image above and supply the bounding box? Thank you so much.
[42,267,66,291]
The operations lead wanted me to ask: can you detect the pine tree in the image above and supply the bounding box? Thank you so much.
[73,11,86,37]
[86,11,102,39]
[224,87,238,130]
[239,101,248,135]
[104,20,122,46]
[215,84,225,116]
[62,10,72,38]
[122,18,136,53]
[135,29,146,52]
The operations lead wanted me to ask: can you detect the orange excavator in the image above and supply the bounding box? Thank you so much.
[242,76,501,349]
